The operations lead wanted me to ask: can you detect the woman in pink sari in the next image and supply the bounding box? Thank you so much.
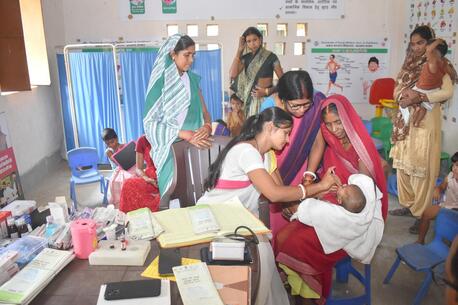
[275,94,388,304]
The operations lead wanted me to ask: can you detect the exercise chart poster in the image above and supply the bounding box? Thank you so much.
[306,40,390,104]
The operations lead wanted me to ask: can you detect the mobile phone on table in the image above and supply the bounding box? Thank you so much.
[158,248,182,276]
[104,279,161,300]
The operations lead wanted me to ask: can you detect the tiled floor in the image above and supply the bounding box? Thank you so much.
[26,160,443,305]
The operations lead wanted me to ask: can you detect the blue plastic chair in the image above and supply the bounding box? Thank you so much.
[326,256,371,305]
[362,119,383,152]
[67,147,108,210]
[383,209,458,305]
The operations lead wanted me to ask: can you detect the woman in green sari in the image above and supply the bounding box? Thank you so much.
[229,27,284,116]
[143,34,212,197]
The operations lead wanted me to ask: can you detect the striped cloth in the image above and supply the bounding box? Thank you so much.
[143,34,190,196]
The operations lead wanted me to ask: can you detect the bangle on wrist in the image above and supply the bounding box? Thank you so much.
[298,184,306,200]
[303,171,317,181]
[265,88,269,96]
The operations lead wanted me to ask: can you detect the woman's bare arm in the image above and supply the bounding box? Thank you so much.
[248,167,336,202]
[307,129,326,173]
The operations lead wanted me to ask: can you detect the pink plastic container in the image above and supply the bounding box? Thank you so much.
[71,219,97,259]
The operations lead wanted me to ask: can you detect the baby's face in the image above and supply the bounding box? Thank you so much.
[336,184,349,204]
[337,185,364,212]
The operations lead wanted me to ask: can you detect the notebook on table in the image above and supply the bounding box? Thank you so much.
[112,141,136,171]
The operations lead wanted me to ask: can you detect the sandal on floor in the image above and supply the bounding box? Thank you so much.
[389,207,412,217]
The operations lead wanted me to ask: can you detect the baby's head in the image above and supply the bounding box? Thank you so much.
[426,39,448,58]
[337,184,366,213]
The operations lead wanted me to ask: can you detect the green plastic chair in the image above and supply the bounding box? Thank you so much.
[370,117,393,159]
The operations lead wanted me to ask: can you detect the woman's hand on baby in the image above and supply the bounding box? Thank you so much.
[321,167,341,189]
[399,88,421,107]
[302,176,315,186]
[281,203,299,221]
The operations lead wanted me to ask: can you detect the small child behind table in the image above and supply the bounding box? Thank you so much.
[226,94,245,137]
[102,128,135,207]
[417,152,458,244]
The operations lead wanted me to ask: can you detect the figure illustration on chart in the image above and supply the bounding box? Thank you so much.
[325,54,344,96]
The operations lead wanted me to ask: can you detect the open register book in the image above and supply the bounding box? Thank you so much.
[154,198,270,248]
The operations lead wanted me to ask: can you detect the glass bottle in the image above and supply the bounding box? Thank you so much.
[15,218,28,237]
[7,217,19,239]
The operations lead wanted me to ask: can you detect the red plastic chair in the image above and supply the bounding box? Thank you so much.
[369,78,396,117]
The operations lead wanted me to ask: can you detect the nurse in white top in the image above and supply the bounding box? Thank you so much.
[197,107,339,305]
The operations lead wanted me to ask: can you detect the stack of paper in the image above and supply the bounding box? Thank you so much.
[126,208,164,240]
[0,251,19,286]
[154,199,269,248]
[0,248,74,304]
[173,262,223,305]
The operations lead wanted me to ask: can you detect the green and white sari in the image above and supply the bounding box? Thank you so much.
[143,34,203,197]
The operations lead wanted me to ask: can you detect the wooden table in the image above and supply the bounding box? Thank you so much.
[30,241,260,305]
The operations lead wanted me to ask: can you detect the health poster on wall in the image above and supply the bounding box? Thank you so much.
[0,112,24,208]
[306,40,390,104]
[406,0,458,37]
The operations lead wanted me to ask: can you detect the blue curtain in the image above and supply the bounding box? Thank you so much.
[192,49,222,120]
[68,52,121,164]
[56,54,75,152]
[119,50,157,142]
[56,48,221,164]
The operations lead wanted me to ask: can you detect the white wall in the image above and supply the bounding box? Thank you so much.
[0,0,65,189]
[25,0,455,164]
[60,0,407,118]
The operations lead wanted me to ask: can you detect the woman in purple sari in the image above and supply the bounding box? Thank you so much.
[260,71,326,239]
